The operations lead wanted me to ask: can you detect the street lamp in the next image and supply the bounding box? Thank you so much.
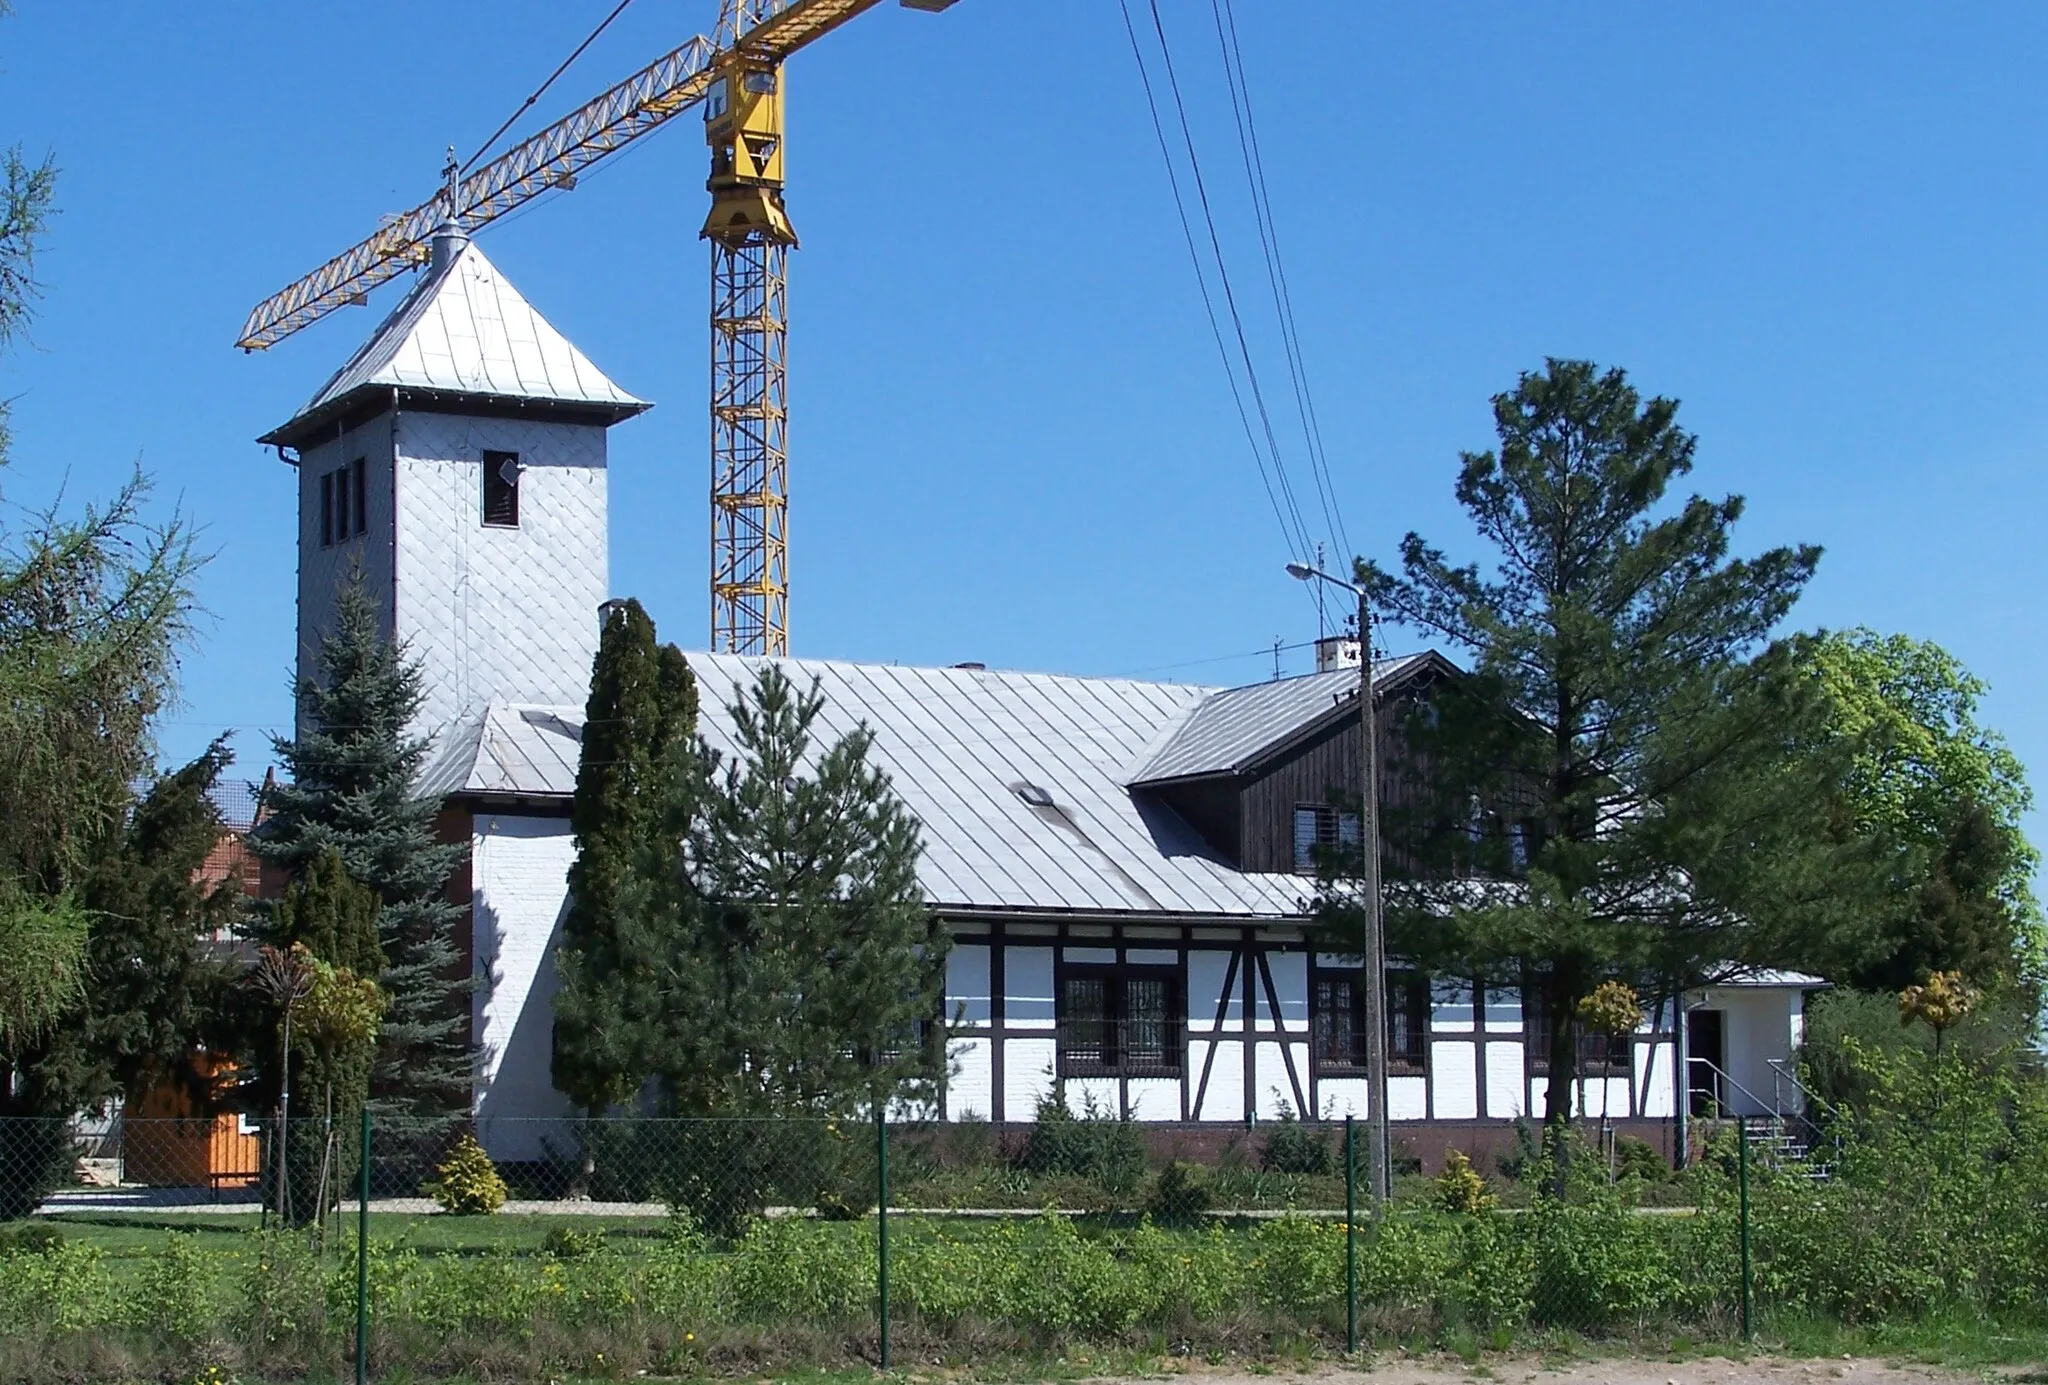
[1287,560,1391,1206]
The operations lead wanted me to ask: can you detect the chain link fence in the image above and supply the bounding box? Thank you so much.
[0,1106,2025,1379]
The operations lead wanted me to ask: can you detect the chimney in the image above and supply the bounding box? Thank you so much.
[1314,636,1362,674]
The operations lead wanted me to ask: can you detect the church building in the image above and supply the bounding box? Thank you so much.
[261,229,1815,1171]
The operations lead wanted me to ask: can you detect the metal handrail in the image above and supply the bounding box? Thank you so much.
[1765,1057,1844,1125]
[1686,1057,1778,1121]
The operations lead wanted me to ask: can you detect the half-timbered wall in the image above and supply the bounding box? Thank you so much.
[941,922,1682,1125]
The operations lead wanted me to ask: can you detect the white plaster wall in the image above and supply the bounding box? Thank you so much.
[1640,1039,1676,1118]
[392,412,608,738]
[1195,1040,1245,1120]
[470,812,575,1161]
[1485,1042,1527,1118]
[1430,1041,1479,1119]
[1127,1077,1180,1120]
[1698,986,1804,1115]
[1318,1076,1367,1118]
[1004,1037,1057,1118]
[946,1038,993,1121]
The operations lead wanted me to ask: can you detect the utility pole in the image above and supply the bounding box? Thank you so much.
[1287,562,1390,1206]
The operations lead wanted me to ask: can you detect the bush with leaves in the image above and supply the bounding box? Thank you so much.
[429,1134,508,1216]
[1258,1110,1334,1175]
[1014,1092,1147,1194]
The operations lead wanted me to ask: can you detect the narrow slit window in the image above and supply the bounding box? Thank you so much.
[482,450,520,527]
[333,465,350,541]
[318,471,334,548]
[351,457,367,536]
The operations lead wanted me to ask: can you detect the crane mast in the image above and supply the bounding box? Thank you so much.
[238,0,960,657]
[705,1,796,655]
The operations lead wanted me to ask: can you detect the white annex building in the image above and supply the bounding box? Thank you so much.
[262,230,1816,1169]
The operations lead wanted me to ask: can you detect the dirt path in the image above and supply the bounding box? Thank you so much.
[1107,1358,2027,1385]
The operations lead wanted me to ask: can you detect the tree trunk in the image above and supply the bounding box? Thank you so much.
[1543,983,1579,1199]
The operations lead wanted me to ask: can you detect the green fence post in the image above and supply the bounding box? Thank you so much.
[1345,1114,1358,1354]
[876,1108,891,1370]
[355,1107,371,1385]
[1737,1113,1753,1343]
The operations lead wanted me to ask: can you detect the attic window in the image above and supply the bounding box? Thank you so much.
[482,450,520,527]
[1292,803,1359,873]
[1013,782,1054,808]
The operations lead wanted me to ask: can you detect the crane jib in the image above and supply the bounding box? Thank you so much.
[235,0,917,351]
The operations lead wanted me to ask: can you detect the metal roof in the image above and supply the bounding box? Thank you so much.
[261,232,648,447]
[204,779,267,832]
[1131,654,1431,785]
[415,702,583,801]
[682,654,1306,918]
[408,654,1478,919]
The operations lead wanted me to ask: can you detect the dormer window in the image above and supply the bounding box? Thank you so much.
[1292,803,1358,873]
[482,450,521,527]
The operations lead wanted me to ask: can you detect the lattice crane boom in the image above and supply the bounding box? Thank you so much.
[238,0,962,656]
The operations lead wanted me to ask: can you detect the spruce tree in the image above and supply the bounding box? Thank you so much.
[254,577,470,1114]
[1320,359,1857,1183]
[652,666,948,1118]
[553,599,698,1115]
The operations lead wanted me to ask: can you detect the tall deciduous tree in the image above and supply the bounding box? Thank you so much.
[1801,629,2039,991]
[552,599,698,1116]
[650,666,947,1117]
[1321,359,1850,1178]
[254,578,469,1114]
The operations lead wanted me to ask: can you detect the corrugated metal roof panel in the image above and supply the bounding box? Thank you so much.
[262,237,647,445]
[405,655,1419,919]
[1131,654,1428,785]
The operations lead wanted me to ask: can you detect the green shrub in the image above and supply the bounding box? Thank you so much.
[1258,1112,1334,1175]
[0,1222,62,1255]
[130,1231,216,1347]
[542,1224,608,1259]
[1614,1136,1670,1183]
[1144,1160,1213,1225]
[1014,1093,1146,1194]
[1433,1149,1495,1214]
[428,1133,508,1215]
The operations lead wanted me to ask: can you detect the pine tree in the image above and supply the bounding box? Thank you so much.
[651,666,948,1118]
[552,599,698,1115]
[0,742,237,1216]
[1321,359,1856,1185]
[254,577,470,1114]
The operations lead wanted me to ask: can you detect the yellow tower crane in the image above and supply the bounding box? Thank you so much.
[237,0,962,655]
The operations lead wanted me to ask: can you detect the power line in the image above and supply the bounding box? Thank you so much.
[1139,0,1320,568]
[1114,0,1313,574]
[1210,0,1351,564]
[461,0,642,176]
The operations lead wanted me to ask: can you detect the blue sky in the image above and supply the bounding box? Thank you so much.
[1,2,2043,859]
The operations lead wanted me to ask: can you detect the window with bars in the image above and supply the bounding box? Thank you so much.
[1057,966,1182,1076]
[1522,986,1633,1076]
[1292,803,1359,873]
[1312,969,1429,1074]
[482,450,520,527]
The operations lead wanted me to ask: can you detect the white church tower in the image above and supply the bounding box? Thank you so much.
[261,228,648,1149]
